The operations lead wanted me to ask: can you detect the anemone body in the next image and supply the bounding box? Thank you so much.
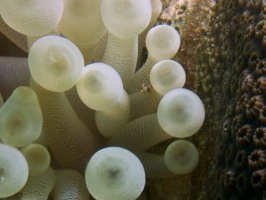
[0,0,211,199]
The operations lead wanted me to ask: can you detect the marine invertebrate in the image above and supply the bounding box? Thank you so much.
[0,0,206,199]
[164,140,199,175]
[251,169,266,191]
[190,0,266,199]
[58,0,106,63]
[248,149,266,170]
[0,143,28,198]
[20,167,55,200]
[0,86,42,147]
[51,169,90,199]
[28,35,84,92]
[85,147,145,200]
[158,88,205,138]
[77,62,130,137]
[150,60,186,95]
[220,168,237,192]
[1,0,265,199]
[21,143,50,176]
[236,171,253,197]
[0,0,63,36]
[253,127,266,148]
[236,124,254,148]
[234,150,249,171]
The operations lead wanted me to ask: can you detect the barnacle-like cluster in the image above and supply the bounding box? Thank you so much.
[0,0,206,199]
[190,0,266,199]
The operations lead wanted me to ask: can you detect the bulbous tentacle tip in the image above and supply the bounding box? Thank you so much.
[157,88,205,138]
[21,143,50,176]
[28,35,84,92]
[0,86,42,147]
[150,60,186,95]
[85,147,145,200]
[0,143,29,198]
[146,25,181,61]
[101,0,152,39]
[76,62,123,112]
[164,140,199,175]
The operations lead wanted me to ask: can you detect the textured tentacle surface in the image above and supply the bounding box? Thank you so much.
[20,167,55,200]
[129,90,162,120]
[102,34,138,87]
[30,79,101,172]
[0,56,30,100]
[51,169,90,200]
[107,113,172,152]
[137,152,175,179]
[65,86,101,137]
[0,16,28,52]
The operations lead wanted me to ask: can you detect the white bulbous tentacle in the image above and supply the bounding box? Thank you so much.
[85,147,145,200]
[0,0,63,36]
[127,25,181,93]
[0,86,42,147]
[20,143,50,176]
[0,143,29,198]
[28,35,84,93]
[164,140,199,175]
[158,88,205,138]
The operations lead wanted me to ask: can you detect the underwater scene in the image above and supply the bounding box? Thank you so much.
[0,0,265,199]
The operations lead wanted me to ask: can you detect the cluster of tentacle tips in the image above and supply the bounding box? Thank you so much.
[0,0,205,199]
